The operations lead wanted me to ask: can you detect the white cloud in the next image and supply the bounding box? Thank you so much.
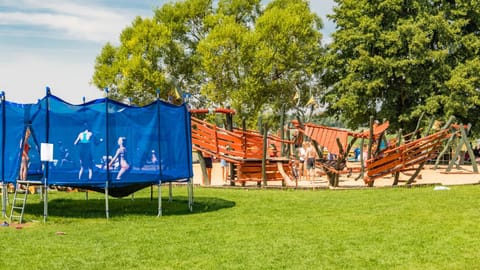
[0,0,161,104]
[0,0,147,44]
[0,51,103,104]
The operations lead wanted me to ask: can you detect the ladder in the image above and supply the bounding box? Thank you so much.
[9,180,41,223]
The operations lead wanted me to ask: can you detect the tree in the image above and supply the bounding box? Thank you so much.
[322,0,480,134]
[197,0,323,128]
[196,0,261,124]
[92,0,323,131]
[92,0,213,106]
[92,17,172,105]
[253,0,323,123]
[440,1,480,134]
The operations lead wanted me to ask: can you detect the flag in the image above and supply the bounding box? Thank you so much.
[174,87,181,100]
[306,96,316,106]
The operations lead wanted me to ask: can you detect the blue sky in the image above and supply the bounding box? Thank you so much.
[0,0,336,104]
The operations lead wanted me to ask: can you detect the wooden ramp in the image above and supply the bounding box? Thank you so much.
[364,129,451,183]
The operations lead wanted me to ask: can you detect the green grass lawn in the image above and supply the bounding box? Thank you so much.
[1,184,479,269]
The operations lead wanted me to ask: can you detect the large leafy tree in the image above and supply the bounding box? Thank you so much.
[197,0,323,127]
[92,0,213,106]
[92,17,171,104]
[252,0,323,123]
[441,1,480,134]
[92,0,323,129]
[322,0,480,133]
[196,0,261,121]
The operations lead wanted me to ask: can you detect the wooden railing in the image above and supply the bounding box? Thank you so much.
[191,117,292,163]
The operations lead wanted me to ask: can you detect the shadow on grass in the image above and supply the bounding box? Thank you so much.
[21,196,236,219]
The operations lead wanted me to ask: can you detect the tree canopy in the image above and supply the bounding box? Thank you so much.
[322,0,480,134]
[92,0,480,135]
[92,0,323,129]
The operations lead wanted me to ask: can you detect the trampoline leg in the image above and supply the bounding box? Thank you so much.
[1,182,6,218]
[43,163,48,223]
[188,178,194,212]
[169,182,173,202]
[157,183,162,217]
[43,181,48,223]
[105,181,109,219]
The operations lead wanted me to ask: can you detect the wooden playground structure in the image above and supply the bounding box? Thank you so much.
[291,119,390,186]
[191,116,295,186]
[191,109,477,188]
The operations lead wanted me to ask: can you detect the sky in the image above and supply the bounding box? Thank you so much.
[0,0,336,104]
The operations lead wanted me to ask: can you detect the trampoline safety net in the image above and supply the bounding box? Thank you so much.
[0,94,193,197]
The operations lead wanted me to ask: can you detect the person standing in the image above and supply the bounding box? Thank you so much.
[305,142,316,183]
[74,123,93,180]
[15,128,32,193]
[298,143,306,180]
[220,158,229,184]
[20,128,31,181]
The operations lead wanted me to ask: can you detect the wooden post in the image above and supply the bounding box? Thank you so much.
[333,138,345,187]
[459,123,477,173]
[406,163,425,185]
[262,123,269,187]
[280,105,285,157]
[423,116,435,136]
[447,138,462,172]
[434,130,456,169]
[227,112,235,186]
[285,128,291,158]
[433,116,456,169]
[367,116,374,187]
[355,137,365,181]
[392,129,402,186]
[414,111,424,136]
[197,151,209,186]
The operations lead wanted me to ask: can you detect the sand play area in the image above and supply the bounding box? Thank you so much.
[192,161,480,188]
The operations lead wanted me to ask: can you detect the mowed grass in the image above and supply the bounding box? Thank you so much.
[1,184,479,269]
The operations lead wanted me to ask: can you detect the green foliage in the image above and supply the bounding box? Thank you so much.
[92,17,172,105]
[92,0,323,130]
[91,0,480,135]
[199,0,323,129]
[1,185,480,269]
[92,0,214,106]
[323,0,480,135]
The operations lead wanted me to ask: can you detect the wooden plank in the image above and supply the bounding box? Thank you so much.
[318,128,327,148]
[367,152,402,168]
[311,127,321,143]
[217,132,243,144]
[367,162,402,176]
[192,142,217,153]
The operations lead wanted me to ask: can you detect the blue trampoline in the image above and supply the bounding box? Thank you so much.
[0,89,193,220]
